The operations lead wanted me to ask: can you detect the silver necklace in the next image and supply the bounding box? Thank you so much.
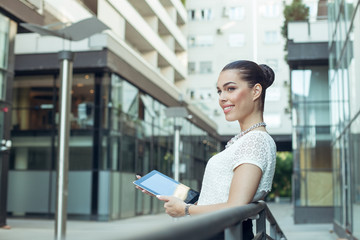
[225,122,266,148]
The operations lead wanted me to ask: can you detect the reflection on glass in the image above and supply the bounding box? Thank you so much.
[70,74,95,129]
[351,117,360,237]
[0,14,10,100]
[291,66,333,207]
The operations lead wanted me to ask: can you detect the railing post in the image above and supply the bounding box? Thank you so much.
[224,222,243,240]
[270,223,277,239]
[256,209,266,240]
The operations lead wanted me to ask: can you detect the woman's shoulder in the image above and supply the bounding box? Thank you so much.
[239,131,276,150]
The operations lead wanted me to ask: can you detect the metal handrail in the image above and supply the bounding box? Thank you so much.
[127,201,287,240]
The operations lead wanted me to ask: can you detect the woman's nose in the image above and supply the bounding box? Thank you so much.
[219,91,227,101]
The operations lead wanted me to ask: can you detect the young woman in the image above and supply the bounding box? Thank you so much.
[137,60,277,239]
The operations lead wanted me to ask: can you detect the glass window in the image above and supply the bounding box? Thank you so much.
[188,9,196,21]
[9,136,53,170]
[351,116,360,238]
[228,6,245,20]
[69,138,93,170]
[188,35,214,47]
[0,14,9,100]
[12,75,56,130]
[291,65,333,208]
[291,67,329,102]
[140,94,155,126]
[187,9,212,21]
[189,90,195,100]
[228,33,245,47]
[295,102,331,126]
[101,74,110,129]
[333,140,343,224]
[188,62,196,74]
[260,3,280,17]
[71,74,95,129]
[0,15,9,69]
[0,111,4,145]
[108,136,120,171]
[347,16,360,119]
[0,72,6,101]
[200,8,213,20]
[190,88,214,101]
[12,74,97,131]
[121,134,136,172]
[11,73,96,171]
[110,74,123,131]
[344,0,355,31]
[328,1,336,43]
[264,31,280,44]
[122,81,139,118]
[199,61,212,74]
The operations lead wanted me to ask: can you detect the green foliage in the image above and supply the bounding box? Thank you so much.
[269,152,293,199]
[281,0,309,51]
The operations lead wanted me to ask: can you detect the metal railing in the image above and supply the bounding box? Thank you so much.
[127,201,287,240]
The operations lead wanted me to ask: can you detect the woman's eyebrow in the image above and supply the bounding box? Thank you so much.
[217,81,237,88]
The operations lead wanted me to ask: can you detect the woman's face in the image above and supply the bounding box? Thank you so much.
[216,70,255,122]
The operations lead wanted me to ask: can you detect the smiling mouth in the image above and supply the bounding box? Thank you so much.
[223,106,234,113]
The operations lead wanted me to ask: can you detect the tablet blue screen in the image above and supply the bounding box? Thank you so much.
[140,174,178,196]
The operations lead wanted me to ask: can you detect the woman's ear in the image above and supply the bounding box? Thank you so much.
[252,83,262,101]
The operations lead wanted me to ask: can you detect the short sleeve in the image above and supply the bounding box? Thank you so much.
[231,132,270,172]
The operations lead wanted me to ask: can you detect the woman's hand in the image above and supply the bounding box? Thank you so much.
[156,195,187,218]
[134,175,154,196]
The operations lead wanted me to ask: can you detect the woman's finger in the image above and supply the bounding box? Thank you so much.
[156,195,170,202]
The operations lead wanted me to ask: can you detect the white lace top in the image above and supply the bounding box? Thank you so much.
[197,131,276,205]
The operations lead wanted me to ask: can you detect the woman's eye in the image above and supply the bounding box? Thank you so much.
[217,90,221,95]
[227,87,235,92]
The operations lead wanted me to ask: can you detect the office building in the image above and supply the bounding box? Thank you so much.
[328,0,360,238]
[1,0,220,221]
[288,1,360,239]
[0,0,44,227]
[180,0,292,150]
[287,18,332,223]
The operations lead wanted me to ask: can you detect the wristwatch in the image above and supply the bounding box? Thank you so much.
[185,204,192,216]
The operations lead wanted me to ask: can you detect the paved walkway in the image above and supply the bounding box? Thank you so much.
[0,203,339,240]
[267,203,338,240]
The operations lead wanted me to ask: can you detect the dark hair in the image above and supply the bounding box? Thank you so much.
[221,60,275,111]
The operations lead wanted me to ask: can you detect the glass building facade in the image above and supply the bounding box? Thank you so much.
[328,0,360,238]
[287,17,333,223]
[7,69,219,220]
[291,65,333,223]
[0,12,16,227]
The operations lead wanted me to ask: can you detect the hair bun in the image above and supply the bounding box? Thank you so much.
[259,64,275,89]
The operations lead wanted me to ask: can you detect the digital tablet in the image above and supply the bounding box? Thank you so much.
[133,170,199,204]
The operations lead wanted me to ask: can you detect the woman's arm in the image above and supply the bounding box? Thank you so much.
[158,163,262,217]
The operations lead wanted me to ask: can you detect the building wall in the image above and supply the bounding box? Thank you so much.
[0,0,44,227]
[4,0,221,220]
[287,14,333,222]
[328,0,360,238]
[291,63,333,223]
[8,70,217,220]
[180,0,292,137]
